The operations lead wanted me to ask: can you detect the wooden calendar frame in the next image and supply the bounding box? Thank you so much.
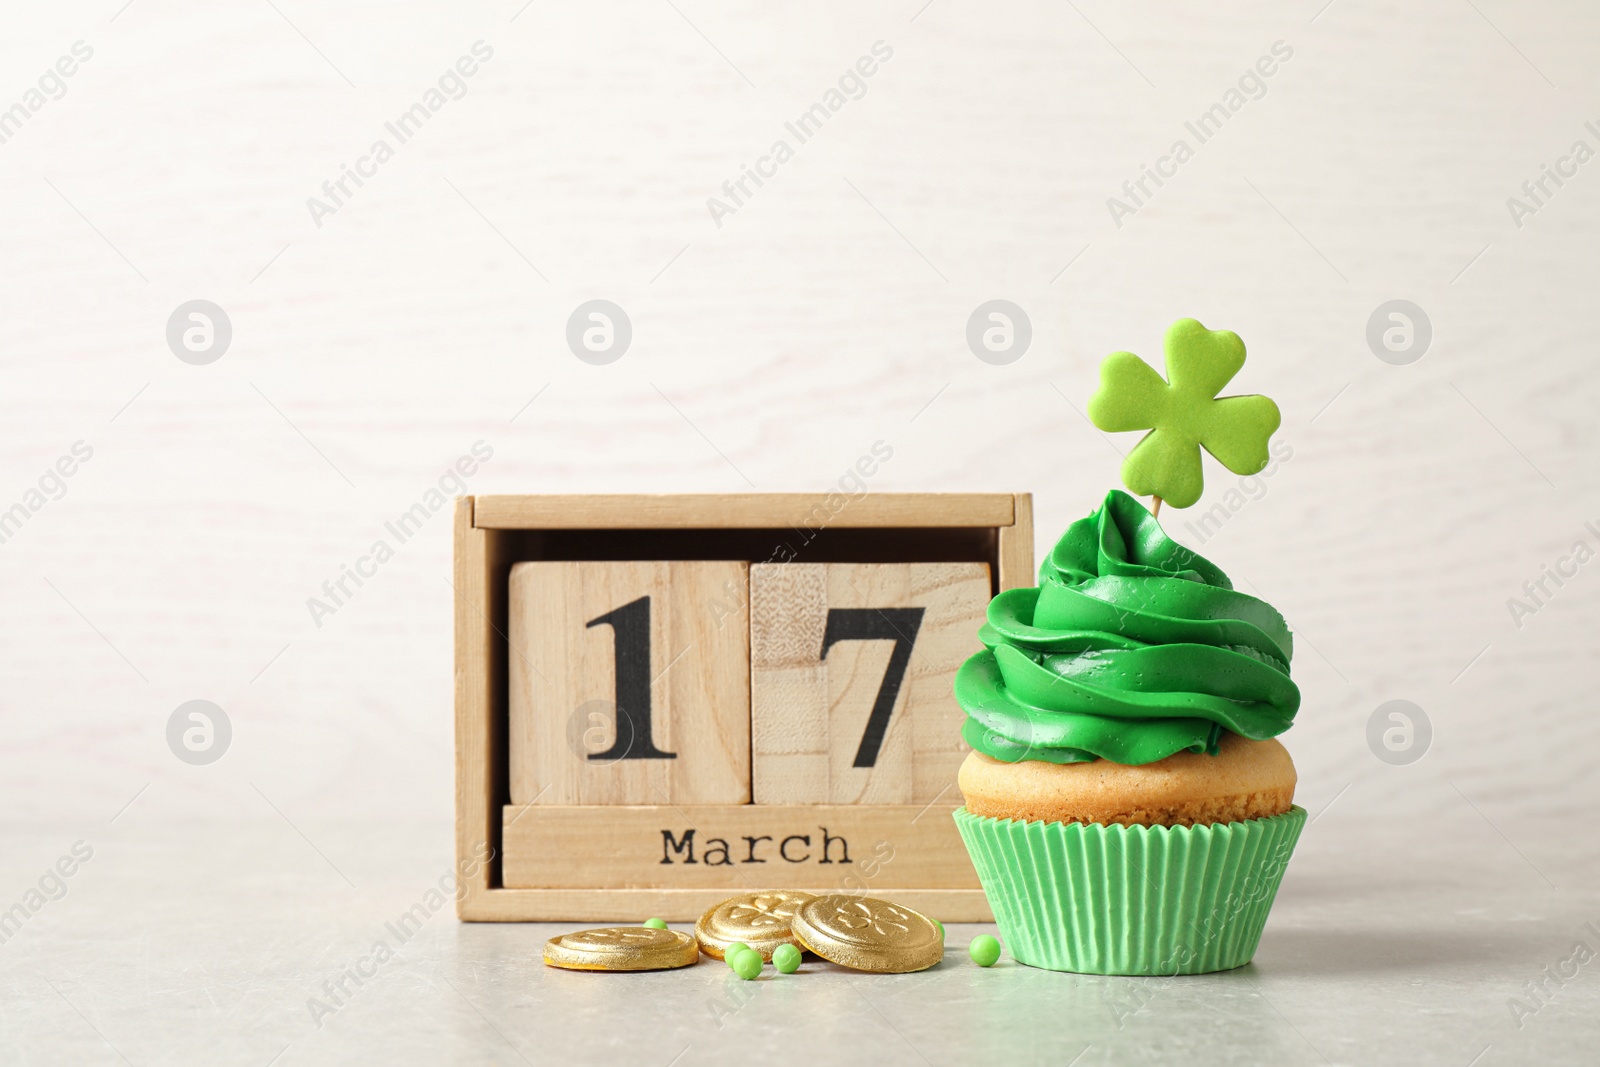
[454,492,1033,921]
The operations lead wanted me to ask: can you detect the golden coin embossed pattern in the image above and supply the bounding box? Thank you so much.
[543,927,700,971]
[695,891,815,960]
[790,894,945,973]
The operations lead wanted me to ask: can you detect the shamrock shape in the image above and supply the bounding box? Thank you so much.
[572,928,659,947]
[729,894,801,928]
[831,899,910,937]
[1086,318,1281,510]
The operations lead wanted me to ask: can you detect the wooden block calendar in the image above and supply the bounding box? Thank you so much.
[455,492,1033,921]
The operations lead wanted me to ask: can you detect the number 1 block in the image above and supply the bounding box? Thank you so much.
[749,562,990,805]
[508,561,751,806]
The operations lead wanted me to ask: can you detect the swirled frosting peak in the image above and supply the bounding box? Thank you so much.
[955,489,1299,765]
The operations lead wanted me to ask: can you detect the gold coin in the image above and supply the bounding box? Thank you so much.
[543,927,700,971]
[790,895,944,974]
[694,890,815,961]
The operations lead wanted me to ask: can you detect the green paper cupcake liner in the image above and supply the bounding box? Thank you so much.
[954,805,1306,975]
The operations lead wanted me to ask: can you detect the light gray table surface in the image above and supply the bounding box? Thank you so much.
[2,807,1596,1067]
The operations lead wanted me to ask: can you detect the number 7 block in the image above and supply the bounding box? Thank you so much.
[749,562,990,804]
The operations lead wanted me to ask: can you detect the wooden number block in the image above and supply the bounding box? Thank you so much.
[508,561,750,806]
[749,562,990,805]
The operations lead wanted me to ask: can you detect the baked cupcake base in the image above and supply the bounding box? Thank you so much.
[955,804,1306,974]
[958,734,1296,827]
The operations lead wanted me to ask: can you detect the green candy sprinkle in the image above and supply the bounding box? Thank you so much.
[933,919,945,941]
[772,944,802,974]
[730,950,763,980]
[969,935,1001,967]
[724,942,752,968]
[642,918,668,930]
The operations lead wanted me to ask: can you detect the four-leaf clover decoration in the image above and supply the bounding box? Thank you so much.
[570,928,659,948]
[1086,318,1281,510]
[831,899,910,937]
[729,894,802,929]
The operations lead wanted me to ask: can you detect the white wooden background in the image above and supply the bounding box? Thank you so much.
[2,0,1595,847]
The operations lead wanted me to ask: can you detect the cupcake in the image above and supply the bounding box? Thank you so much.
[952,488,1304,975]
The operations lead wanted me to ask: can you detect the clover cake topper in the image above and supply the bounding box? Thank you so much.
[1087,318,1281,514]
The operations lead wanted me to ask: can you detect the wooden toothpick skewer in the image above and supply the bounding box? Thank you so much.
[1151,495,1163,519]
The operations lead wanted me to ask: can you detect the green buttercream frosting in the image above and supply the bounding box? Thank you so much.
[954,489,1299,766]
